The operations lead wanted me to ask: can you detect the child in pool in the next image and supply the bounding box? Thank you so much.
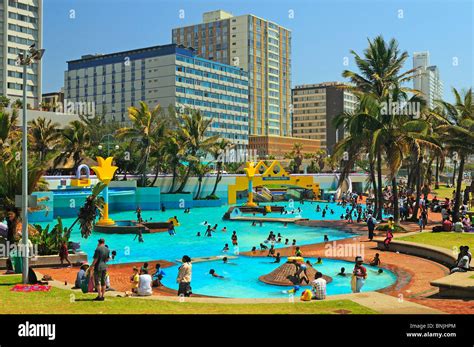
[324,235,329,242]
[222,227,227,232]
[285,239,289,245]
[273,253,281,263]
[196,232,201,237]
[212,224,218,231]
[205,225,212,237]
[222,243,229,252]
[316,257,323,265]
[292,239,297,246]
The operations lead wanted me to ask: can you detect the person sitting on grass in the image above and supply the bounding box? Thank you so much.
[73,263,89,289]
[152,263,166,287]
[137,269,152,296]
[130,267,139,294]
[442,217,453,232]
[370,253,381,267]
[209,269,224,279]
[311,272,327,300]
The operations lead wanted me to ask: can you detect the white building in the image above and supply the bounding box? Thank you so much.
[0,0,42,107]
[413,51,443,109]
[64,44,249,145]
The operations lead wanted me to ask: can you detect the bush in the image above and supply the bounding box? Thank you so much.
[30,217,71,255]
[376,223,407,233]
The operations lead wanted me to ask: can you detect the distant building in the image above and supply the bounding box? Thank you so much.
[291,82,357,154]
[172,10,292,137]
[13,107,78,127]
[249,134,320,158]
[64,44,249,146]
[413,51,443,109]
[0,0,43,108]
[42,90,64,110]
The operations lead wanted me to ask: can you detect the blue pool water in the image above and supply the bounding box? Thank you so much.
[39,202,355,265]
[161,256,397,298]
[36,201,397,297]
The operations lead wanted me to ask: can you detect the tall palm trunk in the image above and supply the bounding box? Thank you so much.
[435,156,440,189]
[194,177,203,200]
[175,164,192,193]
[168,164,177,193]
[411,157,423,221]
[452,154,465,223]
[150,164,160,186]
[369,158,378,216]
[376,151,384,220]
[392,176,399,223]
[210,162,222,196]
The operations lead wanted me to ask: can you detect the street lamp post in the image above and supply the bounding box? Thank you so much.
[98,134,119,157]
[17,45,45,284]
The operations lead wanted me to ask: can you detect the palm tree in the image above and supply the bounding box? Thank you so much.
[117,101,166,186]
[0,108,19,162]
[174,109,218,193]
[208,139,231,197]
[341,35,419,220]
[432,88,474,222]
[28,117,61,163]
[54,120,91,171]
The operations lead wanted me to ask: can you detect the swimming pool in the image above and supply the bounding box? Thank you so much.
[160,256,397,298]
[38,202,355,264]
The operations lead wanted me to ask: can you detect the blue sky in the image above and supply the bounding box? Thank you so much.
[43,0,473,101]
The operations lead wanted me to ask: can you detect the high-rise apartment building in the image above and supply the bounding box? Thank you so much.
[64,44,249,145]
[292,82,357,154]
[172,10,291,137]
[413,51,443,109]
[0,0,42,107]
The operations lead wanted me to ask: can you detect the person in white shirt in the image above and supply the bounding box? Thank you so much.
[311,272,327,300]
[451,246,471,273]
[137,269,153,296]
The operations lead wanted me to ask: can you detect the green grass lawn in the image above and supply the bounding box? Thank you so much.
[399,232,474,252]
[0,275,375,314]
[431,184,467,200]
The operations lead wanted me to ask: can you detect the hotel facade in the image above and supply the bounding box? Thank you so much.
[64,44,249,145]
[292,82,357,154]
[172,10,292,137]
[0,0,42,107]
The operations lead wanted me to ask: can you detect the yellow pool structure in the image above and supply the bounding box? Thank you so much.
[227,160,320,205]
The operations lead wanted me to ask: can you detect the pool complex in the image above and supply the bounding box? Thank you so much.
[37,201,397,298]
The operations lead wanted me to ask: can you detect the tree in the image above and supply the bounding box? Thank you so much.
[0,95,10,108]
[174,109,218,193]
[341,35,419,220]
[54,120,91,171]
[208,139,231,197]
[28,117,61,163]
[117,101,166,187]
[432,88,474,222]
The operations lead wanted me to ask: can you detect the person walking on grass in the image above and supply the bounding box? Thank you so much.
[177,255,192,297]
[90,238,110,301]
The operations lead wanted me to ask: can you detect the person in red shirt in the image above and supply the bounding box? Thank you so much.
[442,218,453,231]
[352,256,367,293]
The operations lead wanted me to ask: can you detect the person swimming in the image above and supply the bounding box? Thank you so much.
[221,226,227,232]
[209,269,224,278]
[222,243,229,252]
[292,239,297,246]
[337,267,347,276]
[211,224,218,231]
[285,239,289,245]
[324,235,329,242]
[316,257,323,264]
[205,225,212,237]
[196,232,201,237]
